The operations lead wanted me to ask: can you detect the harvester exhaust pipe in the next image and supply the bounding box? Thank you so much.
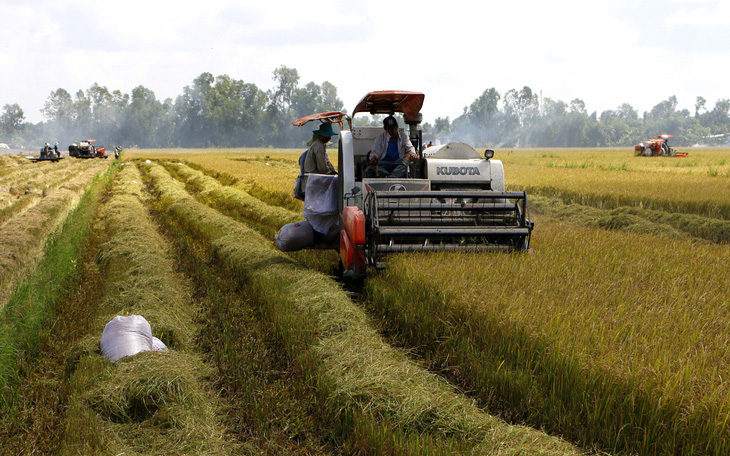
[404,113,423,156]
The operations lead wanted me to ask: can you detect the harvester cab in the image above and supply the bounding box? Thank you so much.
[288,90,534,279]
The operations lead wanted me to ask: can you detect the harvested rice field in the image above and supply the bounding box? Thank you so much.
[0,147,728,455]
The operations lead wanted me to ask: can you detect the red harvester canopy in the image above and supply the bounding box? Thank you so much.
[351,91,425,120]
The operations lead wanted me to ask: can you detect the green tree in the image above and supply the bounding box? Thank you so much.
[42,88,75,129]
[0,104,25,141]
[646,95,678,120]
[696,99,730,143]
[292,81,344,119]
[320,81,343,111]
[708,99,730,132]
[570,98,586,114]
[270,66,300,113]
[265,66,300,147]
[288,80,345,146]
[123,86,172,147]
[503,87,539,146]
[84,83,129,144]
[432,116,451,139]
[174,72,215,146]
[695,96,706,117]
[452,88,500,146]
[208,74,267,146]
[528,98,566,146]
[74,89,92,129]
[616,103,638,121]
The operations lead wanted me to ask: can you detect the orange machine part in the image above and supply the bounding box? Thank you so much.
[340,229,354,268]
[339,229,365,272]
[342,206,366,246]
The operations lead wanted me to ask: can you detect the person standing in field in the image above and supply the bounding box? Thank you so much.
[367,115,418,178]
[294,122,340,246]
[304,123,338,175]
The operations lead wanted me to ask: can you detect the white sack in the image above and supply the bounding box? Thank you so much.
[303,174,339,234]
[100,315,154,362]
[151,337,168,351]
[275,221,315,252]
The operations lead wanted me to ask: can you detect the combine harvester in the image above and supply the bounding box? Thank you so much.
[282,90,534,279]
[634,134,688,157]
[68,139,107,159]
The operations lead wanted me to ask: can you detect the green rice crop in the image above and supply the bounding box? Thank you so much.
[499,148,730,219]
[158,160,302,235]
[364,217,730,455]
[530,194,730,243]
[127,148,305,210]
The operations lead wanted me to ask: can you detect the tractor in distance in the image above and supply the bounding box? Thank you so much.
[68,139,107,158]
[634,134,688,157]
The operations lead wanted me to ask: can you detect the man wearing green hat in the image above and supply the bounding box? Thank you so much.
[304,123,338,175]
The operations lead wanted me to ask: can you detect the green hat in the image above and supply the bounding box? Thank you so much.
[313,123,338,137]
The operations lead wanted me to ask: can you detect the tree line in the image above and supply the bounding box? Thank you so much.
[443,87,730,148]
[2,66,729,149]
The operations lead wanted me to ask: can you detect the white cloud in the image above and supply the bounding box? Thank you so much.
[1,0,729,125]
[665,1,730,25]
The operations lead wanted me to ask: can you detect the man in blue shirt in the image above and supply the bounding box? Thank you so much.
[366,116,418,177]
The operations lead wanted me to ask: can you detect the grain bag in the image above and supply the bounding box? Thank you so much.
[275,220,315,251]
[100,315,154,362]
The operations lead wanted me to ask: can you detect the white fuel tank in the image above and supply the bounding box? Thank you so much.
[422,142,504,190]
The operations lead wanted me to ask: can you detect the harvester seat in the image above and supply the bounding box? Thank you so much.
[361,151,412,179]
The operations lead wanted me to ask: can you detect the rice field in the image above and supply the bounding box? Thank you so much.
[501,147,730,219]
[0,146,728,455]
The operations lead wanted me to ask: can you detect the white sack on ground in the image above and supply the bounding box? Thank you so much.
[275,220,314,251]
[100,315,154,362]
[151,336,168,351]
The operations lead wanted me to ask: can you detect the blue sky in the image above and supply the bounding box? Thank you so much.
[2,0,728,124]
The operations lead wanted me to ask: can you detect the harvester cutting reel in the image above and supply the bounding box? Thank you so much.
[362,189,534,268]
